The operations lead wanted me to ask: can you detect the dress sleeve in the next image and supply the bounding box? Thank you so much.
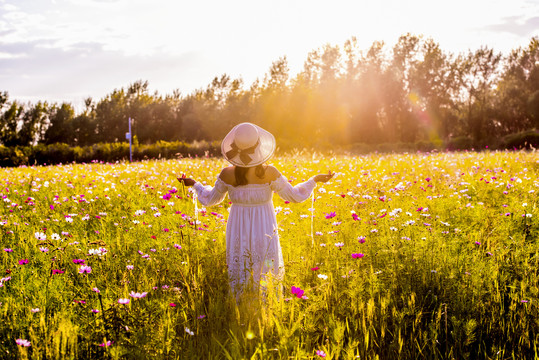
[270,175,316,203]
[193,178,228,206]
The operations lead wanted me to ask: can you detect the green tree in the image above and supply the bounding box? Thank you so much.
[44,103,75,144]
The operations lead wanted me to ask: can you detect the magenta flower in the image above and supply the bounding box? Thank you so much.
[352,213,360,221]
[18,259,28,265]
[15,339,31,347]
[78,265,92,274]
[52,269,64,275]
[325,212,336,219]
[99,340,114,347]
[351,253,364,259]
[311,267,320,271]
[72,259,85,264]
[474,241,481,246]
[162,193,171,200]
[91,309,100,313]
[169,302,176,307]
[291,286,305,298]
[3,248,12,253]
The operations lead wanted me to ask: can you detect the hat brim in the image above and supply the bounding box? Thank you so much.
[221,123,276,167]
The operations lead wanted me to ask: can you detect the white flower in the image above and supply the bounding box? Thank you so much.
[81,214,90,221]
[34,232,46,241]
[185,327,194,336]
[135,210,145,216]
[526,214,532,218]
[51,233,61,241]
[318,274,328,280]
[154,212,161,217]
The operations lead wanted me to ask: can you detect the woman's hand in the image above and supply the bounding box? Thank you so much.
[177,177,196,187]
[313,171,334,183]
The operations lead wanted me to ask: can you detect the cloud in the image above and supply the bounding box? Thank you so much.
[0,39,206,107]
[484,16,539,37]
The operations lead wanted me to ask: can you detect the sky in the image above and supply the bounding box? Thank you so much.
[1,0,538,111]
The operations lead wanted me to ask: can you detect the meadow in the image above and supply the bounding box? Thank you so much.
[0,150,538,359]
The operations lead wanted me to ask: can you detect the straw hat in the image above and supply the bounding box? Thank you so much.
[221,122,275,167]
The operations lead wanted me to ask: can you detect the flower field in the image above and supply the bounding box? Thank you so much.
[1,151,538,359]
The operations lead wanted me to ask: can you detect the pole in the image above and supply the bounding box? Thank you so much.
[129,117,132,162]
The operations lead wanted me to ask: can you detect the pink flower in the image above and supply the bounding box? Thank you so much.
[129,291,148,299]
[351,253,364,259]
[358,236,366,243]
[91,309,100,313]
[316,350,326,357]
[291,286,304,298]
[118,298,130,304]
[3,248,12,253]
[92,287,100,293]
[15,339,31,347]
[99,340,114,347]
[474,241,481,246]
[78,265,92,274]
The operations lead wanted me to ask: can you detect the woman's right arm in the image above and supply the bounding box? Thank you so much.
[270,170,334,203]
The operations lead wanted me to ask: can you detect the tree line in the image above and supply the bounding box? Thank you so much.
[1,34,538,150]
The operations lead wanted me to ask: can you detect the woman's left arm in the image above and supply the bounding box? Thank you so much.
[178,177,228,206]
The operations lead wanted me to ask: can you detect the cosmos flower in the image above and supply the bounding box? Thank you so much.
[325,212,336,219]
[129,291,148,299]
[15,339,31,347]
[118,298,130,305]
[78,265,92,274]
[291,286,304,298]
[351,253,364,259]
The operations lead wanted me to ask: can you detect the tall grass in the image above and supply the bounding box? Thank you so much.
[0,151,537,359]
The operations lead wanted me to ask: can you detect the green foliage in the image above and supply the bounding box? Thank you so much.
[501,130,539,150]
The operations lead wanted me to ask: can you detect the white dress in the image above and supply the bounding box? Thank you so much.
[193,175,316,292]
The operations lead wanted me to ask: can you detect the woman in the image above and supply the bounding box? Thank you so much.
[178,122,333,295]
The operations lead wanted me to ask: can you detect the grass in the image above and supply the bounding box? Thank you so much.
[0,150,538,359]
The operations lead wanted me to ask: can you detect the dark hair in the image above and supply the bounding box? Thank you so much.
[234,165,266,186]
